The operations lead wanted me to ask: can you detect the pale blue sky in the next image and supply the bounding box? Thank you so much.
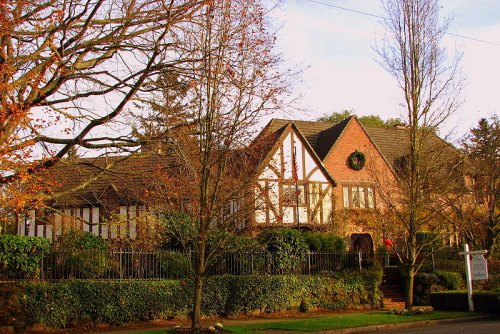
[272,0,500,142]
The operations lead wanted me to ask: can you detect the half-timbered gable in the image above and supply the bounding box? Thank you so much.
[253,122,336,227]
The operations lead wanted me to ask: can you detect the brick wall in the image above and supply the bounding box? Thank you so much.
[323,118,399,243]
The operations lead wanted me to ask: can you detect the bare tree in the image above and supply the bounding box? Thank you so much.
[135,0,294,329]
[375,0,464,309]
[0,0,207,212]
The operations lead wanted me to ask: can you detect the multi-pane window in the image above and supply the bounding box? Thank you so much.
[343,185,375,209]
[282,184,306,206]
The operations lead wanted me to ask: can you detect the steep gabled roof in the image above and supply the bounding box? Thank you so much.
[315,117,352,160]
[364,125,461,170]
[44,154,173,208]
[263,118,351,160]
[363,126,410,168]
[252,120,336,186]
[263,117,461,174]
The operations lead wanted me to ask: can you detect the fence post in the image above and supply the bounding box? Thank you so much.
[39,250,45,281]
[251,253,254,275]
[308,252,311,275]
[358,251,362,271]
[431,248,435,272]
[119,248,123,279]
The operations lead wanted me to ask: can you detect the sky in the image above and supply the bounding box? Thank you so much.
[270,0,500,143]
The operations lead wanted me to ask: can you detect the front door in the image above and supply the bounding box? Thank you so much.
[350,233,373,253]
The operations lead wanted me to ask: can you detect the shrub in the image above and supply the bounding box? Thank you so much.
[161,212,196,251]
[410,271,462,305]
[303,233,346,252]
[3,267,383,329]
[160,251,191,278]
[435,271,462,290]
[226,235,264,252]
[257,229,308,273]
[51,231,108,279]
[413,273,439,305]
[429,291,468,311]
[474,291,500,313]
[430,291,500,313]
[0,235,51,279]
[54,230,107,250]
[0,284,27,331]
[476,273,500,292]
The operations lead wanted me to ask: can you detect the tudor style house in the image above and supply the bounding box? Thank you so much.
[255,117,463,251]
[15,116,463,252]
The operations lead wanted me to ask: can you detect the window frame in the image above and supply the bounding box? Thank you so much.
[342,184,376,209]
[282,183,306,207]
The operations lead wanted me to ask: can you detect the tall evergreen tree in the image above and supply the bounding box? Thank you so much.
[462,116,500,250]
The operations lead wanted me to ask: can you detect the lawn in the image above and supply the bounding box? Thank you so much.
[130,311,479,334]
[225,311,479,334]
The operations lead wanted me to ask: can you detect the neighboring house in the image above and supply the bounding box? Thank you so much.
[15,116,463,252]
[17,155,167,240]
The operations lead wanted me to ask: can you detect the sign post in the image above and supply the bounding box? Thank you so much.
[458,244,488,312]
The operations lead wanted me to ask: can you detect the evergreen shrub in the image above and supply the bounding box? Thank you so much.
[430,291,500,313]
[52,231,108,279]
[303,233,346,252]
[257,229,308,273]
[0,235,51,279]
[3,266,383,329]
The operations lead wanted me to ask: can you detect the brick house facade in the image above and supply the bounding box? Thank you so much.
[15,116,462,253]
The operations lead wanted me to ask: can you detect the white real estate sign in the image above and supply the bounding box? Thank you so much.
[471,255,488,280]
[458,244,488,312]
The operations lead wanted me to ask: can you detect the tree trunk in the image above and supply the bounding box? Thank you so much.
[404,266,415,310]
[404,230,417,310]
[191,236,206,330]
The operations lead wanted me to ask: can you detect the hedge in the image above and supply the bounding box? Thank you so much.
[0,235,51,279]
[411,271,463,305]
[430,291,500,313]
[1,268,382,329]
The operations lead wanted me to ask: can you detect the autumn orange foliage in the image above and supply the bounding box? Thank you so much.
[1,0,208,215]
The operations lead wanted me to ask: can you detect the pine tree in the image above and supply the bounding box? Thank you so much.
[463,116,500,250]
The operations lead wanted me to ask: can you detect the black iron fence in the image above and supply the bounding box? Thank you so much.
[3,247,497,282]
[418,248,464,273]
[0,249,372,282]
[385,248,499,275]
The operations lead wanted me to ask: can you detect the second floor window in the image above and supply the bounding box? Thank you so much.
[282,184,306,206]
[343,185,375,209]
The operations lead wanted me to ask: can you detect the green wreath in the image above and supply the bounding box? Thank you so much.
[348,150,366,171]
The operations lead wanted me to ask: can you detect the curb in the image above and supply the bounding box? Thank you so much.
[315,315,493,334]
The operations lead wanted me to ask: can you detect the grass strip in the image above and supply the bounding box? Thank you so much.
[225,311,480,334]
[129,311,479,334]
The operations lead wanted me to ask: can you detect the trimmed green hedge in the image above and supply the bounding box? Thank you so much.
[303,233,346,252]
[430,291,500,313]
[0,235,51,279]
[412,271,463,305]
[1,268,382,329]
[257,229,309,273]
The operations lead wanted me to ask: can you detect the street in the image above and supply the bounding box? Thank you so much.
[379,318,500,334]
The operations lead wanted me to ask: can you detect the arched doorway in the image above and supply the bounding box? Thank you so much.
[350,233,373,253]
